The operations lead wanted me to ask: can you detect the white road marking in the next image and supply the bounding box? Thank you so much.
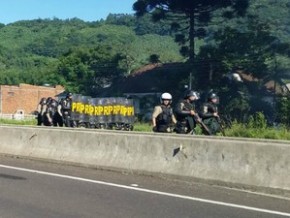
[214,185,290,201]
[1,164,289,217]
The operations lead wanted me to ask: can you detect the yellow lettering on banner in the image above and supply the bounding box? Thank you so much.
[108,106,113,115]
[103,106,107,115]
[113,105,121,115]
[88,105,94,116]
[120,106,124,116]
[95,106,104,116]
[99,106,104,115]
[121,106,127,116]
[94,106,99,116]
[76,103,82,113]
[72,100,134,117]
[72,102,77,112]
[127,106,134,116]
[104,106,113,116]
[79,103,85,113]
[84,104,90,114]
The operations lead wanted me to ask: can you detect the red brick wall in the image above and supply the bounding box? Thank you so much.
[0,84,65,114]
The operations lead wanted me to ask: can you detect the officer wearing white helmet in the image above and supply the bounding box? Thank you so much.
[152,92,177,133]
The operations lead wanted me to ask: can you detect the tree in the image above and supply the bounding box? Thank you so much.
[247,0,290,44]
[195,6,290,123]
[57,46,124,96]
[133,0,249,62]
[106,13,136,28]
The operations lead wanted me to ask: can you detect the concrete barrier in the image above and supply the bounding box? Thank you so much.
[0,125,290,193]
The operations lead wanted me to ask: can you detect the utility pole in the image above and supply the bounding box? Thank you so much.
[189,73,192,90]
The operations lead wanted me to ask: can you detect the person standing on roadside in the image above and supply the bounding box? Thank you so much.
[152,92,177,133]
[36,97,47,126]
[61,92,74,127]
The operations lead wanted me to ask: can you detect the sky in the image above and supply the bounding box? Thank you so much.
[0,0,136,25]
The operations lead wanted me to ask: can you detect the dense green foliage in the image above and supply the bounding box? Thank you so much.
[1,0,290,128]
[224,112,290,140]
[134,112,290,140]
[0,17,183,89]
[133,0,249,61]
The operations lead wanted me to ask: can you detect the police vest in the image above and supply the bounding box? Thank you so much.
[61,99,72,111]
[201,102,218,119]
[175,100,195,122]
[48,100,58,116]
[156,105,173,126]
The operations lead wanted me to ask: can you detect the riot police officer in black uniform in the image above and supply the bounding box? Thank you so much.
[44,98,59,126]
[42,97,54,126]
[53,98,64,127]
[175,90,200,134]
[200,92,221,135]
[61,92,73,127]
[36,97,47,126]
[152,92,177,133]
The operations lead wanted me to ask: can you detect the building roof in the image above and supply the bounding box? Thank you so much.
[103,62,190,96]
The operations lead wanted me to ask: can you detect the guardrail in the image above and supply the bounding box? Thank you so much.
[0,125,289,194]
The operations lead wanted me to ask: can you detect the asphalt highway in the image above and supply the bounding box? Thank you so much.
[0,156,289,218]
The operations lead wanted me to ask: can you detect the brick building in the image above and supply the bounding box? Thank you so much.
[0,83,65,115]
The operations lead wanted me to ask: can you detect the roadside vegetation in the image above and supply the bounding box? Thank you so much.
[0,118,36,126]
[133,112,290,140]
[2,112,290,140]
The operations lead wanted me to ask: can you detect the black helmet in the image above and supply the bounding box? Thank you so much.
[184,90,200,100]
[208,92,219,104]
[40,97,46,104]
[208,92,218,100]
[66,92,73,98]
[50,99,58,107]
[46,97,53,104]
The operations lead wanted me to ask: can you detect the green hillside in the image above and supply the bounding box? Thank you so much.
[1,0,290,127]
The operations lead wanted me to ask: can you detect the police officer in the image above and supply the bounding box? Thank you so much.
[175,90,200,134]
[152,92,177,133]
[54,98,64,127]
[200,92,221,135]
[48,99,64,127]
[44,98,58,126]
[61,92,73,127]
[36,97,47,126]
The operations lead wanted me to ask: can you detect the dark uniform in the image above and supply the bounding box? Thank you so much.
[36,98,47,126]
[154,105,175,132]
[53,99,64,127]
[61,93,73,127]
[47,99,63,127]
[200,93,221,135]
[175,90,200,134]
[43,97,54,126]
